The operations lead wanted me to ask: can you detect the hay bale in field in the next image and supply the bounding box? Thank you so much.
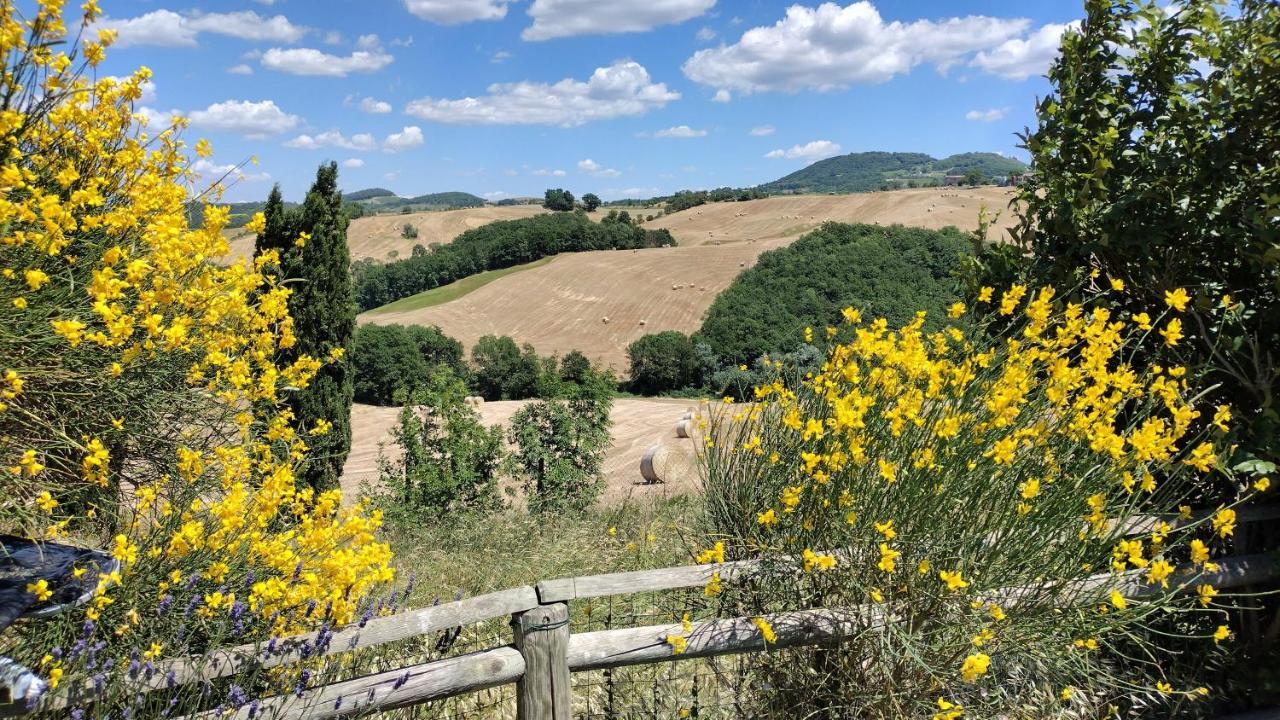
[675,419,692,438]
[601,317,610,324]
[639,319,647,326]
[640,444,664,484]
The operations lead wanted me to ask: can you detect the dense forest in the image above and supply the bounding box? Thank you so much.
[353,211,676,310]
[698,222,971,365]
[758,151,1027,194]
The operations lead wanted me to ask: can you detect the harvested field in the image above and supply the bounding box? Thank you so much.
[225,204,549,263]
[646,186,1018,246]
[342,398,701,506]
[360,188,1019,372]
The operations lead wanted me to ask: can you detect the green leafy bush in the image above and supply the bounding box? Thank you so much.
[699,222,970,366]
[507,378,613,513]
[376,368,503,522]
[971,0,1280,462]
[351,323,464,405]
[470,335,543,401]
[543,188,575,211]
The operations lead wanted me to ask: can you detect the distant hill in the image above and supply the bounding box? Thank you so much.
[343,188,396,202]
[350,190,487,214]
[759,151,1027,194]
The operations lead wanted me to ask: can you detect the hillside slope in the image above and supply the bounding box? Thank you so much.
[226,204,549,262]
[759,151,1026,194]
[363,187,1017,372]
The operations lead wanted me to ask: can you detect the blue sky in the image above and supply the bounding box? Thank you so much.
[89,0,1083,202]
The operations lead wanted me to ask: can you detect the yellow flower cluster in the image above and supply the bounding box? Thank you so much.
[0,0,393,682]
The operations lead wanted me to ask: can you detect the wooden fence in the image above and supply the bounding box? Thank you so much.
[13,506,1280,720]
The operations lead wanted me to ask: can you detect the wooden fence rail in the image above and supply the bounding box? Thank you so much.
[10,507,1280,719]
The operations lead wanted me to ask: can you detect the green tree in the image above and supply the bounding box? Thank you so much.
[559,349,593,386]
[377,367,503,522]
[979,0,1280,460]
[351,324,464,405]
[580,193,601,212]
[542,188,575,212]
[627,331,706,394]
[507,375,613,513]
[962,168,985,186]
[470,335,542,400]
[256,162,356,491]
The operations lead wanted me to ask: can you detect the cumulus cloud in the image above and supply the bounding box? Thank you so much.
[382,126,425,153]
[712,89,731,103]
[965,107,1009,122]
[404,61,678,127]
[404,0,510,24]
[284,130,378,151]
[191,159,271,184]
[261,47,394,77]
[491,50,513,64]
[765,140,842,161]
[189,100,301,137]
[524,0,716,41]
[577,159,621,178]
[683,2,1033,95]
[749,124,776,136]
[97,9,306,48]
[359,97,393,114]
[696,26,716,41]
[342,158,365,169]
[971,22,1077,80]
[531,168,566,177]
[654,125,707,138]
[226,64,254,75]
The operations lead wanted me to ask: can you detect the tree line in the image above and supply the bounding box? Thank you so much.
[353,211,676,311]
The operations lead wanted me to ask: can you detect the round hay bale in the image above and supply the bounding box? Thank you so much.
[675,419,692,438]
[640,444,665,483]
[471,396,485,407]
[601,317,610,324]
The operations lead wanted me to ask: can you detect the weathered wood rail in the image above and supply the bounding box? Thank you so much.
[14,506,1280,719]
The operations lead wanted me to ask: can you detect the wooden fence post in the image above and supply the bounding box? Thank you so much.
[513,602,571,720]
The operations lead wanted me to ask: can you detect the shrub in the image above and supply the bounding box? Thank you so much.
[376,368,503,523]
[698,222,970,367]
[401,223,419,239]
[543,188,575,211]
[626,331,709,395]
[0,11,390,717]
[972,0,1280,464]
[507,377,613,513]
[351,324,464,405]
[696,286,1256,717]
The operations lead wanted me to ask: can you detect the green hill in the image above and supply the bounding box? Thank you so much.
[352,190,487,214]
[758,151,1026,194]
[343,188,396,202]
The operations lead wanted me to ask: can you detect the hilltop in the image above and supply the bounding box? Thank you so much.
[758,151,1026,194]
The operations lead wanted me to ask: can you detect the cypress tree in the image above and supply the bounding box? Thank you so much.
[254,163,355,491]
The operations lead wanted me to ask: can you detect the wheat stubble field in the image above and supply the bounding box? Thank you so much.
[341,397,700,504]
[360,186,1017,372]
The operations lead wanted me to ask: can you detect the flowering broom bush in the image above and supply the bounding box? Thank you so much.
[697,284,1270,718]
[0,1,392,716]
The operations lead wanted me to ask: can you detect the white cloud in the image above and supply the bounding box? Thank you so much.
[390,36,415,47]
[191,159,271,184]
[683,2,1032,95]
[405,0,510,24]
[971,22,1077,80]
[284,130,378,151]
[405,61,678,127]
[578,159,621,178]
[696,26,716,41]
[965,107,1009,122]
[359,97,393,114]
[524,0,716,40]
[712,89,731,103]
[749,124,776,136]
[531,168,566,177]
[383,126,425,153]
[384,172,400,182]
[654,125,707,138]
[491,50,513,63]
[765,140,842,161]
[342,158,366,169]
[356,34,382,50]
[227,64,254,75]
[189,100,301,137]
[261,47,394,77]
[482,191,509,200]
[322,30,344,45]
[97,9,306,48]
